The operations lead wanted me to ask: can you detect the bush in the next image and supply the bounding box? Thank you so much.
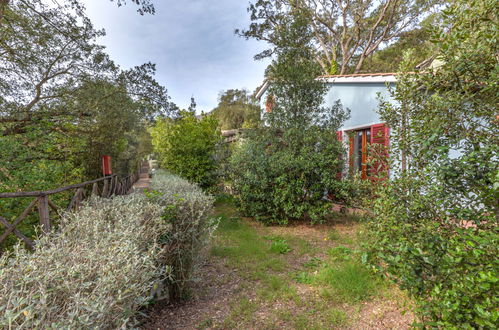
[227,15,353,224]
[0,172,216,328]
[150,110,221,188]
[0,194,169,328]
[147,171,217,301]
[366,177,498,328]
[229,127,350,224]
[366,0,499,327]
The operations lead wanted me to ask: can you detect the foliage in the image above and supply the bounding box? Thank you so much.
[229,15,350,224]
[147,171,217,301]
[237,0,443,74]
[367,0,499,327]
[0,0,171,248]
[268,237,292,254]
[109,0,156,15]
[0,171,216,327]
[0,0,171,177]
[362,14,440,73]
[211,89,261,130]
[0,194,169,328]
[151,110,221,188]
[229,127,348,224]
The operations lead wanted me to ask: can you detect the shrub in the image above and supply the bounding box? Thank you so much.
[150,110,221,188]
[367,0,499,327]
[229,127,350,224]
[0,194,169,328]
[0,172,216,328]
[147,171,217,301]
[366,177,498,328]
[227,16,352,224]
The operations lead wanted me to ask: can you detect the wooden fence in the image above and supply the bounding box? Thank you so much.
[0,173,139,251]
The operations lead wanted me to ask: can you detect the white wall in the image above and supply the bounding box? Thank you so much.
[324,82,395,130]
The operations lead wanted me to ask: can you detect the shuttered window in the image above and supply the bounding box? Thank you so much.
[346,123,390,180]
[370,123,390,179]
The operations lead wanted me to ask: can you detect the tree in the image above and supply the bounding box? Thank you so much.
[367,0,498,326]
[109,0,155,15]
[0,0,155,25]
[150,111,221,188]
[362,14,441,72]
[0,1,171,138]
[229,14,351,223]
[211,89,261,130]
[238,0,443,74]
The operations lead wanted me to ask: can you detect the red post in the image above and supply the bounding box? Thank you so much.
[102,156,112,176]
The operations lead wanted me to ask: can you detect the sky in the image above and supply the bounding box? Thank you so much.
[83,0,270,113]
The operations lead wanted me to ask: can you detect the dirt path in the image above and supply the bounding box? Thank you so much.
[131,162,151,192]
[141,202,414,330]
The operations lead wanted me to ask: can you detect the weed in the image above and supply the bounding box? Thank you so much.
[327,308,347,326]
[294,271,313,284]
[303,257,322,268]
[197,318,213,329]
[328,229,341,241]
[327,246,354,261]
[270,239,292,254]
[316,261,379,303]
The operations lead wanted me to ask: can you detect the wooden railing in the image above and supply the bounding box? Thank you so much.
[0,173,139,251]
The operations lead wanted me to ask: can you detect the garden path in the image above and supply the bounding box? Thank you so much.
[131,162,151,192]
[141,201,414,329]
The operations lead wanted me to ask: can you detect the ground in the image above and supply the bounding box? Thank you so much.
[142,200,414,330]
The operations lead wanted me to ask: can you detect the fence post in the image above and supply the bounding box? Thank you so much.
[38,195,51,234]
[92,182,99,197]
[102,178,109,198]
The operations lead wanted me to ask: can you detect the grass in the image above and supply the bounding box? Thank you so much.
[207,200,408,328]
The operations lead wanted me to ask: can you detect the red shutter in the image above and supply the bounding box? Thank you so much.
[370,124,390,179]
[336,131,343,179]
[265,95,274,113]
[371,123,389,146]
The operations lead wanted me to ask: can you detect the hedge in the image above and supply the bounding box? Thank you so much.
[0,172,215,328]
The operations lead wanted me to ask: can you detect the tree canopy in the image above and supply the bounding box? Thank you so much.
[238,0,443,74]
[0,0,173,188]
[211,89,261,130]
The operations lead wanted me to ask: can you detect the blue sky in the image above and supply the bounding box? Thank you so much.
[84,0,270,112]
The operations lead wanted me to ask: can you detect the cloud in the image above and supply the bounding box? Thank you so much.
[84,0,270,112]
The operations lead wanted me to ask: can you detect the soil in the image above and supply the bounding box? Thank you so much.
[140,218,414,330]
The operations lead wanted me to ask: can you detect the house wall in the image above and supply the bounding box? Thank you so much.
[324,82,395,130]
[259,82,395,129]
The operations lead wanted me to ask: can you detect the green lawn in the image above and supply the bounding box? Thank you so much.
[199,200,413,329]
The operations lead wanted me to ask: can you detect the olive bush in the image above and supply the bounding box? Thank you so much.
[0,195,169,328]
[0,172,216,328]
[148,171,217,301]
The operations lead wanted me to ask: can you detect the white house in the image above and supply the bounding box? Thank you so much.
[255,73,396,179]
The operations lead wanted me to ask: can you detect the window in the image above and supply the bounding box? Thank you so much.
[345,123,389,180]
[349,128,371,179]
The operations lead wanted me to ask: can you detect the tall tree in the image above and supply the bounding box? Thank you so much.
[0,0,172,183]
[238,0,442,74]
[229,14,351,224]
[0,0,171,138]
[211,89,261,130]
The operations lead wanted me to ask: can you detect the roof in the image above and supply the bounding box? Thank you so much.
[319,73,397,83]
[255,73,398,100]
